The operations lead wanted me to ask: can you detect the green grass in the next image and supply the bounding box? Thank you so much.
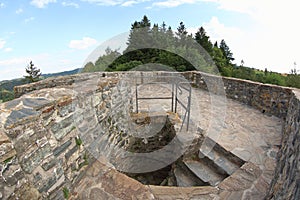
[62,187,70,199]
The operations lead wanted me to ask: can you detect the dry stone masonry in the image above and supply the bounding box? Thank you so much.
[0,71,299,199]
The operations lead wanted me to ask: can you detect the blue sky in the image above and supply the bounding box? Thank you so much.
[0,0,299,81]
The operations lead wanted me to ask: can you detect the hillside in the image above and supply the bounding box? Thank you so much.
[0,68,81,103]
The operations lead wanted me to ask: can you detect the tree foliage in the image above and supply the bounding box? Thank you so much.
[81,15,300,89]
[24,61,41,83]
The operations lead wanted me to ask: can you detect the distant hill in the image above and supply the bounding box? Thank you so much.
[42,68,81,79]
[0,68,81,102]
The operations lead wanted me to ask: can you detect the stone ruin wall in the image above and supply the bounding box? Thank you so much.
[0,72,131,199]
[0,71,299,199]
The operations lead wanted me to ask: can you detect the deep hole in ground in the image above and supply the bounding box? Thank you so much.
[118,114,245,187]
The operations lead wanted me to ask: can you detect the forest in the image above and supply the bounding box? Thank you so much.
[82,15,300,88]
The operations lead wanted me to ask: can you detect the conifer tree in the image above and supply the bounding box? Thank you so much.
[24,61,41,83]
[220,39,234,65]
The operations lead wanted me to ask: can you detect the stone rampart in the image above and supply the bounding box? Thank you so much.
[0,71,299,199]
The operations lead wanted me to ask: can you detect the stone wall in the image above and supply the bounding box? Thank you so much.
[265,90,300,199]
[187,71,293,118]
[2,71,300,199]
[0,74,127,199]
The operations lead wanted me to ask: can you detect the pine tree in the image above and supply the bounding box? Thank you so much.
[176,22,188,39]
[220,39,234,65]
[195,27,213,54]
[24,61,41,83]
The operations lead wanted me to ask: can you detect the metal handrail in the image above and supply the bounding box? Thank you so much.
[133,75,191,131]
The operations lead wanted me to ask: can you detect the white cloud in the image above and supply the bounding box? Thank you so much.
[0,54,50,80]
[0,3,5,8]
[196,15,300,73]
[121,1,138,6]
[4,48,13,52]
[202,16,243,43]
[81,0,149,6]
[205,0,300,72]
[69,37,98,50]
[151,0,195,8]
[16,8,23,14]
[81,0,124,6]
[201,0,299,28]
[30,0,57,8]
[0,38,6,49]
[24,17,35,23]
[0,57,30,80]
[62,2,80,8]
[0,39,5,49]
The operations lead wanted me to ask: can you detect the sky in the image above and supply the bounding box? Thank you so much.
[0,0,299,81]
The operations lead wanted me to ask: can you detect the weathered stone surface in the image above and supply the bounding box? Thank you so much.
[8,183,40,200]
[53,139,72,156]
[2,163,24,186]
[73,160,155,200]
[0,142,16,163]
[191,71,292,118]
[0,131,10,145]
[14,129,47,154]
[219,162,262,191]
[204,150,242,175]
[266,90,300,200]
[41,157,57,171]
[33,165,64,193]
[5,108,39,127]
[65,145,78,160]
[51,115,74,140]
[219,190,244,200]
[4,99,22,110]
[0,176,5,199]
[22,97,52,110]
[149,185,219,200]
[21,144,52,173]
[173,163,205,187]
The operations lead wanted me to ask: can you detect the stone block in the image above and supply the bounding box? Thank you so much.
[14,129,47,154]
[41,157,58,171]
[0,131,10,145]
[0,143,16,163]
[65,145,78,160]
[2,163,24,186]
[22,97,52,110]
[8,182,40,200]
[53,140,72,157]
[21,144,52,173]
[51,115,74,140]
[5,108,39,128]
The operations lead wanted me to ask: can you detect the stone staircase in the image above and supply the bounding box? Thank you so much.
[174,137,245,187]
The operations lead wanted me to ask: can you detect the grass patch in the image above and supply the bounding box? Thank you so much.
[62,187,70,199]
[75,136,82,146]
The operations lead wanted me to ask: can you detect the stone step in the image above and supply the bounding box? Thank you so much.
[199,137,245,175]
[184,159,227,186]
[173,162,207,187]
[202,149,240,175]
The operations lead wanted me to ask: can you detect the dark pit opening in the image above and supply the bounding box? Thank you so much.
[125,165,174,186]
[116,114,245,187]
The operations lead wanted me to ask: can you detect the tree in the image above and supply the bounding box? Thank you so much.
[24,61,41,83]
[176,22,188,40]
[212,46,227,69]
[290,62,297,75]
[220,39,234,65]
[195,27,213,54]
[240,60,244,67]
